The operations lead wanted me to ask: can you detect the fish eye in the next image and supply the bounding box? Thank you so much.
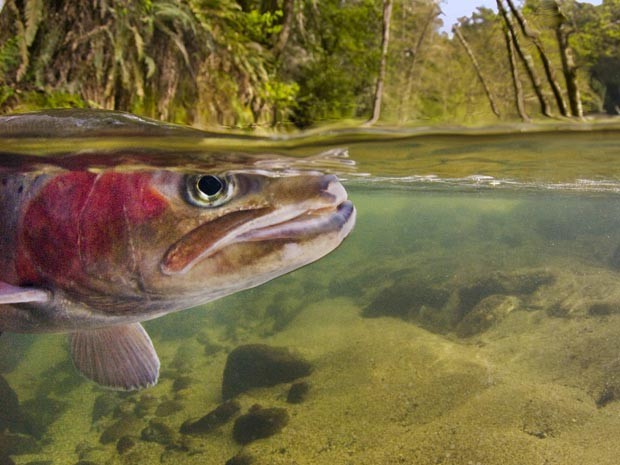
[185,174,233,207]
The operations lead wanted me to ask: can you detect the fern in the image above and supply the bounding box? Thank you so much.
[24,0,43,46]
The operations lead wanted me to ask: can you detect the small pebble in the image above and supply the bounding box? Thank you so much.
[141,420,176,445]
[100,416,142,445]
[172,376,193,392]
[156,400,182,417]
[232,406,289,445]
[180,400,240,435]
[287,381,310,404]
[116,435,135,454]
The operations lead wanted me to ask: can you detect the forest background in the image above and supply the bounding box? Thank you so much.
[0,0,618,131]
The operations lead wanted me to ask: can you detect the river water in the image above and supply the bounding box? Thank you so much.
[3,118,620,464]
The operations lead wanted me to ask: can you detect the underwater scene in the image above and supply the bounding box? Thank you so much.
[4,119,620,465]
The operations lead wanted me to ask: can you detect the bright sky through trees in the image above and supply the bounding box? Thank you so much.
[440,0,603,32]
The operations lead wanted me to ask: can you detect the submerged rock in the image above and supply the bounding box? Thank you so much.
[155,399,183,417]
[116,435,136,454]
[596,384,616,408]
[225,452,254,465]
[92,393,121,423]
[456,295,520,337]
[0,431,41,455]
[99,416,142,445]
[134,394,158,418]
[21,396,67,439]
[172,376,193,392]
[0,336,33,374]
[588,301,620,316]
[456,269,554,322]
[180,400,241,435]
[222,344,312,400]
[74,441,105,461]
[286,381,310,404]
[0,376,21,432]
[362,280,450,321]
[140,420,176,445]
[232,406,289,445]
[594,373,620,408]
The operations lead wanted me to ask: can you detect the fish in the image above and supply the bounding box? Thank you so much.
[0,120,355,391]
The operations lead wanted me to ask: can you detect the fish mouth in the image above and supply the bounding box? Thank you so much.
[161,187,355,276]
[236,200,355,243]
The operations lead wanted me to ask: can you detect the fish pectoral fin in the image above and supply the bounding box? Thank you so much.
[69,323,160,391]
[0,281,49,304]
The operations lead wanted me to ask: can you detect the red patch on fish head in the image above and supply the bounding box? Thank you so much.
[17,171,168,290]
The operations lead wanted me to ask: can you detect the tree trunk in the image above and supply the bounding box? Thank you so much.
[365,0,392,126]
[399,4,440,122]
[453,25,501,118]
[502,21,529,122]
[497,0,551,117]
[504,0,569,116]
[551,0,583,118]
[273,0,294,58]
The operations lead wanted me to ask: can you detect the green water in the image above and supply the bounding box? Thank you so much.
[4,123,620,464]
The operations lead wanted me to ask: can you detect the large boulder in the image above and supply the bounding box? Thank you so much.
[222,344,312,400]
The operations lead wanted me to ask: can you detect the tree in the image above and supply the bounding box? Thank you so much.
[398,2,441,122]
[273,0,294,58]
[505,0,569,116]
[497,0,551,117]
[365,0,393,126]
[501,16,530,121]
[0,0,614,127]
[288,0,381,127]
[569,0,620,114]
[549,0,583,117]
[453,25,501,118]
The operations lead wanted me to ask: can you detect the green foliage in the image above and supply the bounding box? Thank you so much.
[289,0,380,127]
[0,85,14,107]
[292,61,359,127]
[11,90,87,111]
[568,0,620,113]
[242,9,282,43]
[0,0,618,127]
[0,37,20,77]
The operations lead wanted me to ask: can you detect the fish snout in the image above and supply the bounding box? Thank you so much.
[319,174,348,206]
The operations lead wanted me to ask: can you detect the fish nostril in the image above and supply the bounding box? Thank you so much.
[321,176,348,204]
[317,174,338,190]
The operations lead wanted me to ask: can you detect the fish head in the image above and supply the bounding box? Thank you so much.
[18,168,355,314]
[144,169,355,304]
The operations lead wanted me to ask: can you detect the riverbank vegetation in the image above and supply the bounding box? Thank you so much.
[0,0,618,130]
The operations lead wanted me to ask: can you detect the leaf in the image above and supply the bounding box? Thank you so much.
[130,25,145,59]
[144,55,156,78]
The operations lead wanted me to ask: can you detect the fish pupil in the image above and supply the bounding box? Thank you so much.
[197,175,224,197]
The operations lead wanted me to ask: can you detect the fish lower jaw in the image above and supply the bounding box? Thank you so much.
[237,200,355,243]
